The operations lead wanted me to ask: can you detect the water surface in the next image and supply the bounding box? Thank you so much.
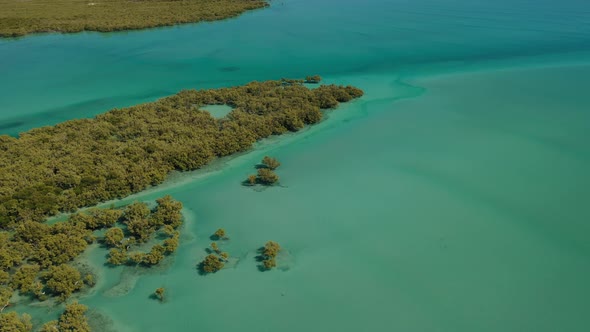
[1,0,590,331]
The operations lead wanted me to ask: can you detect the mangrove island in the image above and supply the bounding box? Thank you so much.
[0,0,269,37]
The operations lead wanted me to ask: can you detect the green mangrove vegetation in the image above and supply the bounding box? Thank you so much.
[0,311,32,331]
[211,228,228,241]
[105,196,183,267]
[0,0,269,37]
[199,229,231,274]
[0,196,183,329]
[245,156,282,186]
[210,242,220,254]
[1,219,95,303]
[305,75,322,84]
[0,79,363,228]
[154,287,165,302]
[40,301,90,332]
[1,301,90,332]
[261,156,281,170]
[256,168,280,185]
[104,227,124,248]
[257,241,281,271]
[199,254,225,274]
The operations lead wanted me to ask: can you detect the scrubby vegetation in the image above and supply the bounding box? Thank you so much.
[199,231,231,274]
[0,78,361,329]
[0,0,268,37]
[246,175,258,186]
[305,75,322,84]
[105,196,184,267]
[0,220,94,304]
[104,227,124,248]
[211,228,227,241]
[256,169,280,185]
[261,156,281,170]
[245,156,282,186]
[43,264,84,301]
[0,311,32,331]
[210,242,220,254]
[0,79,363,228]
[40,301,90,332]
[199,254,224,274]
[257,241,281,271]
[154,287,165,302]
[0,195,182,331]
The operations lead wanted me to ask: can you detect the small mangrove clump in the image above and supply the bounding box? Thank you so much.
[199,235,230,274]
[83,274,96,287]
[41,264,85,302]
[0,286,12,312]
[256,169,280,185]
[263,241,281,258]
[107,249,128,266]
[246,175,258,186]
[305,75,322,84]
[245,168,279,186]
[261,156,281,170]
[40,301,90,332]
[154,287,165,302]
[104,196,183,267]
[199,254,224,274]
[163,233,180,254]
[210,242,220,254]
[244,156,281,186]
[263,258,277,270]
[104,227,124,248]
[211,228,228,241]
[141,245,166,266]
[257,241,281,271]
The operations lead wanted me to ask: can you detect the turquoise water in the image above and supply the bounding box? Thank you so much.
[201,104,234,118]
[1,0,590,134]
[2,0,590,331]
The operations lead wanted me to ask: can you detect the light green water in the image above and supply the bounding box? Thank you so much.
[2,0,590,331]
[201,104,234,118]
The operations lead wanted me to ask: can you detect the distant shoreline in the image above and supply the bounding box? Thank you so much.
[0,0,268,38]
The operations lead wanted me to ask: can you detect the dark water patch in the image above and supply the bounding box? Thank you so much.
[87,308,118,332]
[0,89,175,136]
[333,44,590,78]
[0,120,24,131]
[218,66,240,72]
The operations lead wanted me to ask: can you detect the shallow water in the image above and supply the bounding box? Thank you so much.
[201,104,234,118]
[1,0,590,134]
[1,0,590,331]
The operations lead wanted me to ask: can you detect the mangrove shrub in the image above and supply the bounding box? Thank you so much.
[200,254,224,274]
[261,156,281,170]
[0,311,32,331]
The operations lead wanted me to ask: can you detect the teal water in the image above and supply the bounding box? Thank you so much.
[1,0,590,134]
[201,104,234,118]
[2,0,590,331]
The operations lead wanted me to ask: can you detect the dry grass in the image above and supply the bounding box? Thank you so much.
[0,0,268,37]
